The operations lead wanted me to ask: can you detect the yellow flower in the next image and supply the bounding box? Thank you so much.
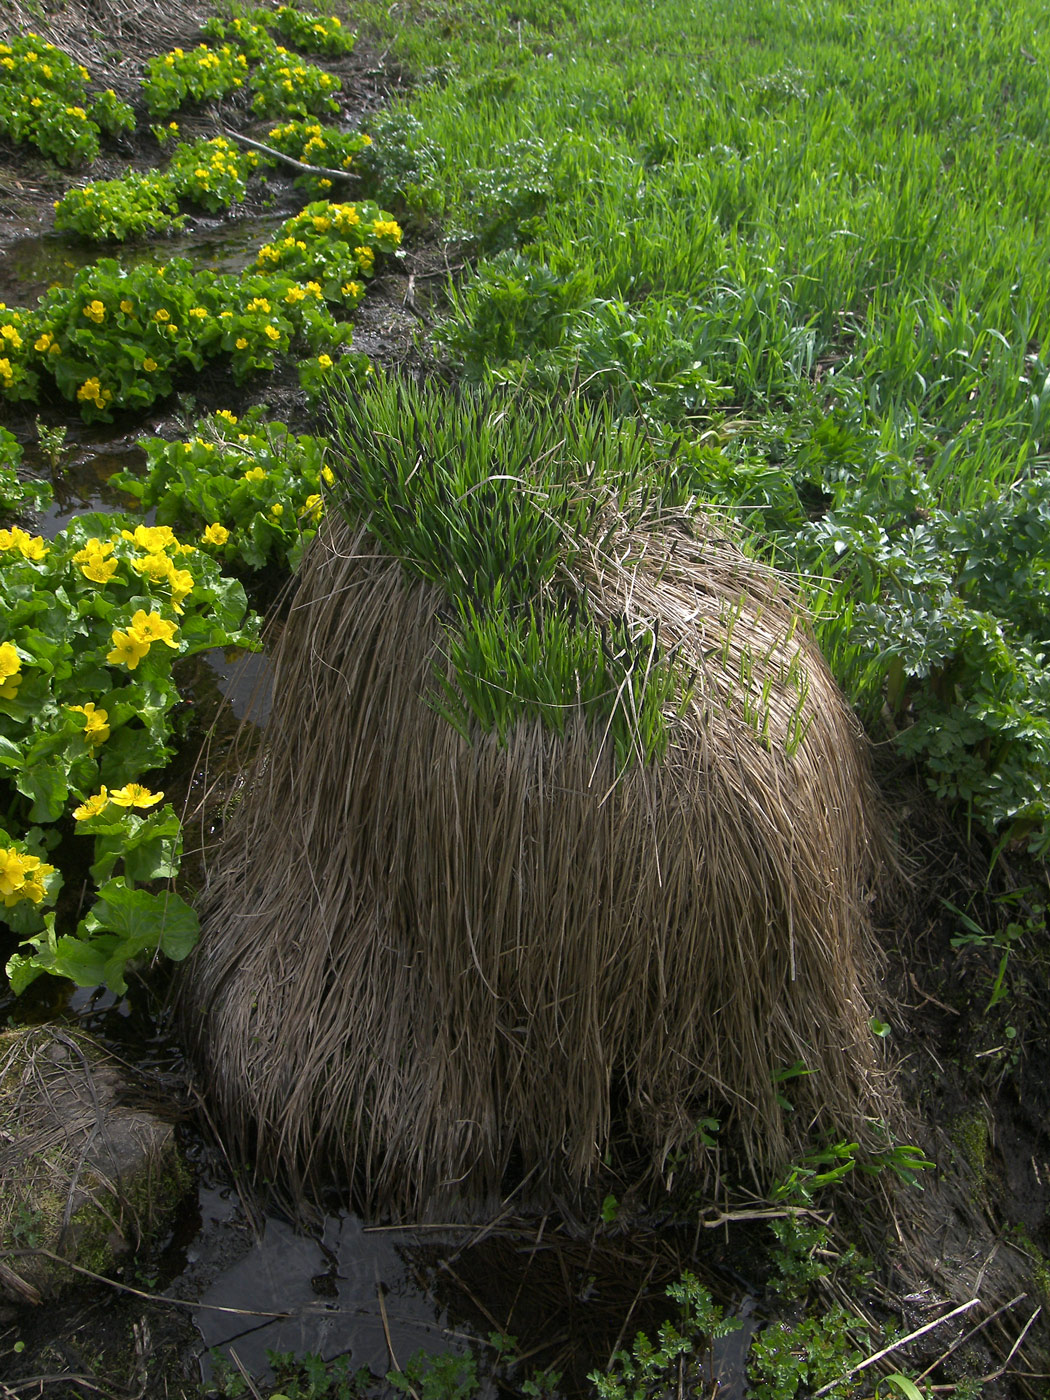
[371,219,402,244]
[80,552,118,584]
[1,324,22,347]
[202,522,230,545]
[68,702,110,746]
[301,493,323,524]
[235,337,248,350]
[0,848,54,905]
[215,409,238,424]
[154,308,170,323]
[318,178,332,190]
[0,675,21,700]
[106,628,151,669]
[123,524,177,553]
[4,529,49,561]
[270,502,284,518]
[109,783,164,809]
[132,552,175,583]
[82,299,106,323]
[0,848,30,898]
[120,299,134,313]
[142,357,158,372]
[247,297,270,313]
[73,788,110,821]
[15,872,48,906]
[243,465,267,482]
[130,610,179,647]
[189,306,209,319]
[321,465,334,486]
[168,568,194,611]
[34,332,53,352]
[77,376,103,402]
[0,642,20,681]
[264,324,280,341]
[317,353,333,370]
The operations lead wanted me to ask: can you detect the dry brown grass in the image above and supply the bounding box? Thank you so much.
[181,503,896,1217]
[0,0,210,79]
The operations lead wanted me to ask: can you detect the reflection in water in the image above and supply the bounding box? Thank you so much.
[38,441,147,537]
[194,1214,452,1381]
[204,647,273,726]
[0,215,289,307]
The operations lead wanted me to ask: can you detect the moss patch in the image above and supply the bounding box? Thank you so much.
[0,1026,192,1300]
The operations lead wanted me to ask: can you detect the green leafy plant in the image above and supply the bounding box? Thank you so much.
[54,171,185,241]
[112,409,333,572]
[0,429,52,515]
[589,1273,739,1400]
[747,1307,867,1400]
[265,6,356,58]
[0,512,258,994]
[167,134,259,213]
[141,27,341,122]
[1,198,400,419]
[248,47,341,118]
[388,1351,478,1400]
[88,87,135,137]
[264,118,373,198]
[943,892,1045,1015]
[141,41,250,116]
[0,34,102,165]
[771,1140,935,1207]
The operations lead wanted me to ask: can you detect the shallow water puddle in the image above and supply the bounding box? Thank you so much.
[194,1214,454,1380]
[35,436,147,536]
[188,1207,757,1397]
[0,213,290,305]
[202,646,273,726]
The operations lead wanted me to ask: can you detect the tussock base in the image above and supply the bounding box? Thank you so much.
[183,510,892,1214]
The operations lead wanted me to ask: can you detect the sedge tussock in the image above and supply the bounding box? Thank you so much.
[182,479,894,1215]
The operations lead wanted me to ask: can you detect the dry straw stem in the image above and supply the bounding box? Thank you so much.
[0,0,210,78]
[182,503,895,1216]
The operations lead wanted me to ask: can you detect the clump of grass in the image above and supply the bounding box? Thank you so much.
[182,377,894,1215]
[324,376,693,766]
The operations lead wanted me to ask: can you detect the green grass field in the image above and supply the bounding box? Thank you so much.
[356,0,1050,856]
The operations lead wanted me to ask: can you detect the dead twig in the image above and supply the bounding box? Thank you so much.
[222,127,359,183]
[915,1293,1025,1383]
[812,1298,981,1397]
[4,1247,291,1317]
[928,1306,1041,1391]
[228,1348,266,1400]
[0,1258,42,1306]
[377,1281,422,1400]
